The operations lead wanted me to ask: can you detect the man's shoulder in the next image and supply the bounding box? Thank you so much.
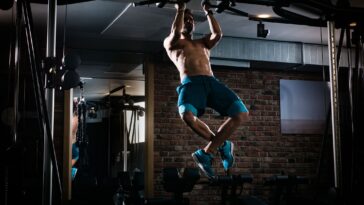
[165,38,190,50]
[191,38,209,48]
[163,36,174,50]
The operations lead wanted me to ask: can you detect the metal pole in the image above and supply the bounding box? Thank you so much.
[327,21,342,189]
[107,95,111,175]
[13,0,22,145]
[63,89,73,200]
[42,0,57,204]
[123,109,128,171]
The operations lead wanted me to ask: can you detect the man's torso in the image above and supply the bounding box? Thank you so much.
[166,38,213,80]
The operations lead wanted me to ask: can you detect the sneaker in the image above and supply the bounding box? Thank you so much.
[218,140,234,171]
[191,149,215,179]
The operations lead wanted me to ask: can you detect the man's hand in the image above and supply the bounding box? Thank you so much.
[175,1,186,11]
[200,0,221,49]
[201,0,211,12]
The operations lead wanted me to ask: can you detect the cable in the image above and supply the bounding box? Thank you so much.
[136,112,140,169]
[62,1,68,60]
[129,110,136,170]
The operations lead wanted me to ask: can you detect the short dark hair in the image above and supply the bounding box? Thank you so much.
[184,8,192,16]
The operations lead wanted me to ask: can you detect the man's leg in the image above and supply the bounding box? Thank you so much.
[181,111,218,178]
[205,112,249,153]
[205,112,249,172]
[181,111,215,141]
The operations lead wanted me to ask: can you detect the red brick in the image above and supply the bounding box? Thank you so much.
[153,64,326,204]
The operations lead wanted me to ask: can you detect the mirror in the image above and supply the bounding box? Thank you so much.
[70,58,146,182]
[59,1,149,196]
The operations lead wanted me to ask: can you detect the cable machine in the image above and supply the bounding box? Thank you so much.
[108,85,145,173]
[121,102,145,172]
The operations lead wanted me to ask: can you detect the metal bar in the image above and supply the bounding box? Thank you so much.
[63,90,73,200]
[22,5,47,203]
[107,93,111,175]
[345,26,356,198]
[21,0,62,201]
[337,28,345,67]
[351,28,361,196]
[272,6,325,27]
[235,0,288,6]
[123,110,128,171]
[109,85,126,95]
[101,3,132,35]
[13,0,22,145]
[145,60,154,197]
[43,0,57,204]
[226,7,248,16]
[346,27,354,136]
[327,21,342,189]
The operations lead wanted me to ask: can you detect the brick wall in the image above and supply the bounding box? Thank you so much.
[153,62,326,204]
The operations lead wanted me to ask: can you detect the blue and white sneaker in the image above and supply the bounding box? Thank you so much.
[218,140,234,171]
[192,149,215,179]
[71,168,78,181]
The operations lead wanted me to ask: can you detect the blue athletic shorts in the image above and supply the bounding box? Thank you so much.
[176,75,248,117]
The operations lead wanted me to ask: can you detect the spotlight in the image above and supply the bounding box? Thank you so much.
[61,70,80,90]
[61,52,81,90]
[257,21,269,38]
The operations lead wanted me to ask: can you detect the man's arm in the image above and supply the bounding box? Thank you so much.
[163,2,186,50]
[72,159,77,166]
[203,4,223,49]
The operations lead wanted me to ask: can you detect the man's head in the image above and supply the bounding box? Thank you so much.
[183,9,194,35]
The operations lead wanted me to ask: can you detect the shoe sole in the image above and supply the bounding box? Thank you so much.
[230,141,235,169]
[191,153,214,179]
[221,141,235,171]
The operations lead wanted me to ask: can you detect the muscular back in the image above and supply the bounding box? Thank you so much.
[164,37,214,81]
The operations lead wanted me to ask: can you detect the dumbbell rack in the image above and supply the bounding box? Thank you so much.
[161,168,267,205]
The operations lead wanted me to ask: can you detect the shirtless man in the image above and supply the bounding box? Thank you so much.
[163,1,249,178]
[71,100,79,181]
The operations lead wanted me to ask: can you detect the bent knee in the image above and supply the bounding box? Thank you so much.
[233,112,249,124]
[181,111,196,125]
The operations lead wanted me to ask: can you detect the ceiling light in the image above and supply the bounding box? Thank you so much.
[257,14,271,19]
[257,22,269,38]
[350,22,357,27]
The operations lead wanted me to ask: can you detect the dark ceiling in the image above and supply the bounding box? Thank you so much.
[1,0,364,100]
